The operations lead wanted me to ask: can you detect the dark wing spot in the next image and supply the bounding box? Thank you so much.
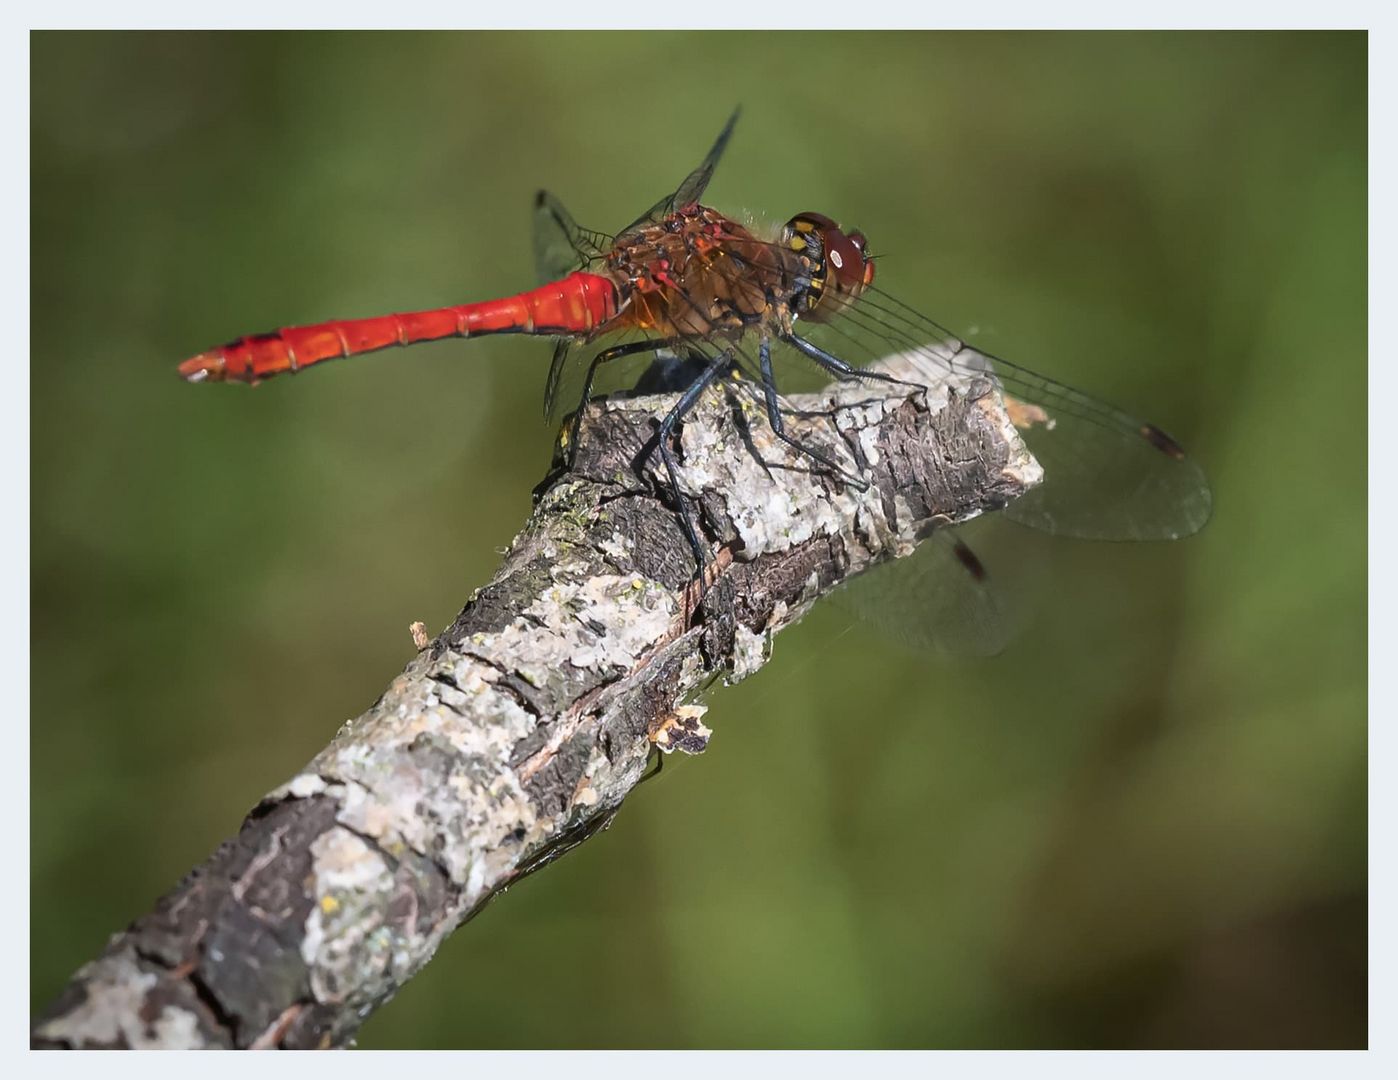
[951,538,989,583]
[1140,423,1188,461]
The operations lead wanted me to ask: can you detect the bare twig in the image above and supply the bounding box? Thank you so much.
[32,350,1040,1049]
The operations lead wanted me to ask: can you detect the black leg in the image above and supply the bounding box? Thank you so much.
[654,351,731,574]
[783,332,922,394]
[756,337,869,491]
[637,747,665,787]
[566,338,678,467]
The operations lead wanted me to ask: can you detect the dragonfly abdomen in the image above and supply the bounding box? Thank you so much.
[178,271,620,384]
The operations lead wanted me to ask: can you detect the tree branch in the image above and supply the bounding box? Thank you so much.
[32,350,1040,1049]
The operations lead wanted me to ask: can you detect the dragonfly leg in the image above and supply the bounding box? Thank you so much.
[783,332,924,395]
[566,339,678,467]
[654,350,732,575]
[637,747,665,787]
[757,337,869,491]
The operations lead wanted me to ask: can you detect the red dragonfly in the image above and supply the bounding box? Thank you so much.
[181,111,1211,645]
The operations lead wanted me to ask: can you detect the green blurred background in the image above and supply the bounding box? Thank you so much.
[31,31,1366,1048]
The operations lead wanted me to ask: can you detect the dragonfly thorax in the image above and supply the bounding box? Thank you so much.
[606,206,800,340]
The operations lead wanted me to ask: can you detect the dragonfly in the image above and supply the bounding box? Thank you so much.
[179,110,1212,651]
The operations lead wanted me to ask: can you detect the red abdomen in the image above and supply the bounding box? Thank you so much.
[179,271,620,384]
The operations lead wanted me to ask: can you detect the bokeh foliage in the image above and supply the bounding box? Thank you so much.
[31,31,1365,1047]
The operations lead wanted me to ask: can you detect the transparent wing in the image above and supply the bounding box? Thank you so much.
[799,286,1213,542]
[533,189,611,284]
[833,531,1025,657]
[542,338,575,420]
[544,333,699,424]
[616,108,741,239]
[541,110,738,417]
[538,106,739,285]
[531,191,617,418]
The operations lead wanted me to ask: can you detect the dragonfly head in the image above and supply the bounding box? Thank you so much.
[781,212,875,320]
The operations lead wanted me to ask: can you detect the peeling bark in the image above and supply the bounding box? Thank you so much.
[32,350,1041,1049]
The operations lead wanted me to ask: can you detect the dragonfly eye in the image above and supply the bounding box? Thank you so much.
[846,230,874,285]
[824,226,874,296]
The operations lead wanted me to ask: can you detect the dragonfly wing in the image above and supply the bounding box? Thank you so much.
[618,108,741,238]
[950,346,1212,541]
[543,338,574,419]
[539,114,737,414]
[533,191,619,418]
[533,189,609,284]
[544,335,709,424]
[993,377,1212,540]
[803,287,1213,542]
[834,532,1023,657]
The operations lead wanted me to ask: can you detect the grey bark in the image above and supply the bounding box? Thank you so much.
[32,349,1040,1049]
